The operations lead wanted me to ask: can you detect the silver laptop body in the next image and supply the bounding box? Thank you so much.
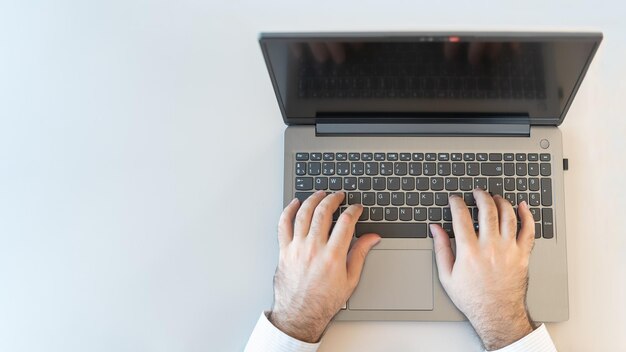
[260,32,602,322]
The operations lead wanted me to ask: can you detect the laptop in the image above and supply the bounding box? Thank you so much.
[259,32,602,322]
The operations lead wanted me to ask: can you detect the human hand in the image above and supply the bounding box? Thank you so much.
[269,191,381,343]
[430,189,536,350]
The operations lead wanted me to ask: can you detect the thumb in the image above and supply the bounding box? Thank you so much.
[347,233,381,288]
[430,224,454,284]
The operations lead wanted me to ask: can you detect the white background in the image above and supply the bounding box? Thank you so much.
[1,0,625,351]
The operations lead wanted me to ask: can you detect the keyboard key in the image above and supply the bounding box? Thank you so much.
[385,207,398,221]
[308,162,321,175]
[528,153,539,161]
[515,153,526,161]
[463,153,475,161]
[323,152,335,161]
[488,177,504,196]
[435,192,448,206]
[489,153,503,161]
[348,152,360,161]
[445,177,459,191]
[474,177,487,190]
[394,162,408,175]
[399,207,412,221]
[540,163,551,176]
[528,177,539,191]
[406,192,419,206]
[442,222,454,237]
[359,207,369,221]
[372,177,385,191]
[438,162,451,176]
[452,162,465,176]
[400,153,411,161]
[420,192,434,206]
[365,162,378,175]
[348,192,361,205]
[351,162,364,175]
[401,177,415,191]
[460,177,473,191]
[504,153,515,161]
[517,193,528,205]
[528,163,539,176]
[294,192,314,203]
[344,177,357,190]
[426,153,437,161]
[412,153,424,161]
[431,177,444,191]
[443,207,452,221]
[380,162,393,175]
[311,152,322,161]
[322,162,335,175]
[534,222,541,239]
[416,177,429,191]
[504,163,515,176]
[542,208,554,238]
[358,177,371,190]
[295,177,313,190]
[361,153,373,161]
[377,192,390,205]
[438,153,450,161]
[336,153,347,161]
[481,163,503,176]
[464,192,476,206]
[296,162,307,176]
[451,153,462,161]
[540,153,551,161]
[387,153,399,161]
[362,192,375,205]
[315,177,328,190]
[409,162,422,176]
[387,177,400,191]
[356,223,427,238]
[516,178,527,191]
[530,207,541,221]
[423,162,436,176]
[329,177,342,190]
[516,163,527,176]
[477,153,488,161]
[391,192,404,206]
[337,162,350,175]
[504,177,515,191]
[429,208,442,221]
[467,162,479,176]
[529,192,540,206]
[370,207,383,221]
[296,152,309,161]
[504,193,516,205]
[541,178,552,206]
[374,153,385,161]
[414,207,427,221]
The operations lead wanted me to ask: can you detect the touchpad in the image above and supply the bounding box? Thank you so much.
[349,249,433,311]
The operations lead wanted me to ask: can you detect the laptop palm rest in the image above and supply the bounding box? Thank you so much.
[348,249,434,311]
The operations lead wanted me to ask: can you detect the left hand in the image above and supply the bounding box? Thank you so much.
[268,191,381,343]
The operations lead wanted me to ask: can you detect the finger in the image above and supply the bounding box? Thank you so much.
[293,190,327,239]
[448,194,477,247]
[308,42,330,63]
[327,204,364,254]
[326,43,346,64]
[308,192,345,243]
[430,224,454,283]
[493,195,517,240]
[517,201,536,253]
[277,198,300,248]
[346,233,381,288]
[473,188,500,240]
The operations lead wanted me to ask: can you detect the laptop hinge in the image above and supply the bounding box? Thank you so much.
[316,122,530,137]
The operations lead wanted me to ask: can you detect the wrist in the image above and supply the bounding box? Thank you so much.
[469,307,535,351]
[268,310,329,343]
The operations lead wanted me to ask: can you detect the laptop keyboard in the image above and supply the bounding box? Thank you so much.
[293,152,554,239]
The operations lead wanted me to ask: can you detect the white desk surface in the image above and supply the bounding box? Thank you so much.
[1,1,625,351]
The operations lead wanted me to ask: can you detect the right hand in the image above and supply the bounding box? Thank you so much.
[430,189,537,351]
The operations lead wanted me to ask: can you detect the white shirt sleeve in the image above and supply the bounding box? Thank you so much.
[244,311,320,352]
[489,324,557,352]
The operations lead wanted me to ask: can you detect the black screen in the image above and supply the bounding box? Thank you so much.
[260,33,601,125]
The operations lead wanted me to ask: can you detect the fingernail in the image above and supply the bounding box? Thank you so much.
[290,198,298,204]
[429,224,436,235]
[520,200,528,209]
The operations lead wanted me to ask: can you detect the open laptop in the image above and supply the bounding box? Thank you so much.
[259,32,602,321]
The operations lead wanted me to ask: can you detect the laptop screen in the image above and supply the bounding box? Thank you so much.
[259,32,601,125]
